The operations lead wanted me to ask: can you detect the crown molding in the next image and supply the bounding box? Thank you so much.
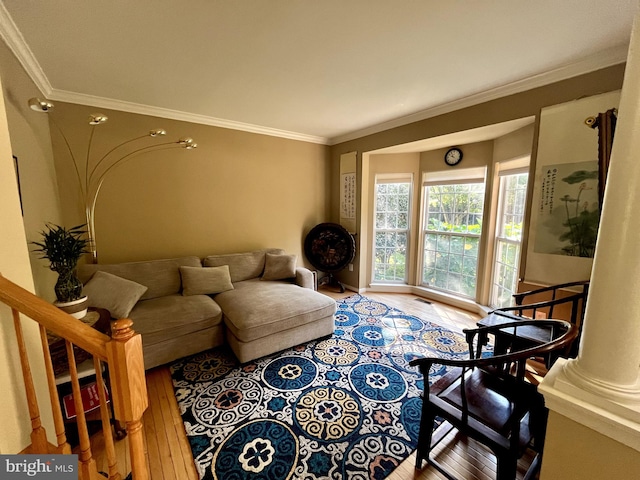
[0,4,328,145]
[0,1,52,96]
[48,89,329,144]
[0,1,627,148]
[329,44,629,146]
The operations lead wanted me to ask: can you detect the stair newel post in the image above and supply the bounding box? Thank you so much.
[106,319,149,480]
[12,307,49,453]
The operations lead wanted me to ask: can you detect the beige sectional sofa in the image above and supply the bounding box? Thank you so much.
[77,248,336,368]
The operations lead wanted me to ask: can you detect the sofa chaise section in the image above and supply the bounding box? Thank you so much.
[215,278,336,363]
[204,249,336,363]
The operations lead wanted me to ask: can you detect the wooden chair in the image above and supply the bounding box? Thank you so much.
[489,280,589,363]
[410,319,578,480]
[510,280,589,324]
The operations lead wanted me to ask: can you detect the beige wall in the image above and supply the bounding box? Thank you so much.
[0,37,62,302]
[331,65,626,288]
[50,102,330,265]
[0,72,55,452]
[493,123,535,163]
[541,412,640,479]
[419,141,494,173]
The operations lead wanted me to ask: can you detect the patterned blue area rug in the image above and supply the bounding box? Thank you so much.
[170,294,469,480]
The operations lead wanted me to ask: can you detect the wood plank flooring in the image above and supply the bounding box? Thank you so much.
[87,290,538,479]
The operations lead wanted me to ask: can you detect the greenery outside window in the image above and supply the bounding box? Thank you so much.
[422,182,485,298]
[373,177,412,283]
[490,171,529,308]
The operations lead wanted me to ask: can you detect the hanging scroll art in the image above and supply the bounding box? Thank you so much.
[524,91,620,285]
[339,151,357,234]
[534,161,600,257]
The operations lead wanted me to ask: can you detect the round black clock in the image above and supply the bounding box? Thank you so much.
[444,147,463,166]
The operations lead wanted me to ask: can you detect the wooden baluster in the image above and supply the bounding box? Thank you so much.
[12,307,48,453]
[107,319,149,480]
[93,357,121,480]
[39,323,71,453]
[66,341,99,480]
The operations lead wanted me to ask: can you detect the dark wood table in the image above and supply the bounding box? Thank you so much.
[477,311,547,356]
[476,310,567,366]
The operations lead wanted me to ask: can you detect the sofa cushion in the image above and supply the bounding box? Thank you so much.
[78,256,201,300]
[203,248,284,283]
[129,294,223,346]
[261,253,297,281]
[82,271,148,318]
[180,265,234,296]
[215,278,336,343]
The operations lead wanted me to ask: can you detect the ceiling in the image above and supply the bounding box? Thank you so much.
[0,1,636,145]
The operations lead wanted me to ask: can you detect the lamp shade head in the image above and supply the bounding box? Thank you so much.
[89,114,108,125]
[28,97,54,112]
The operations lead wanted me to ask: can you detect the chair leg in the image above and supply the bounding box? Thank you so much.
[415,410,436,469]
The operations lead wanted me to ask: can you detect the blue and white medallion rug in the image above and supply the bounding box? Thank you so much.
[170,294,469,480]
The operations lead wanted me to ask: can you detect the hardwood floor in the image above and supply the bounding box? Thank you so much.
[89,290,538,479]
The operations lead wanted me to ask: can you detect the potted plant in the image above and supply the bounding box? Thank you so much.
[32,223,89,318]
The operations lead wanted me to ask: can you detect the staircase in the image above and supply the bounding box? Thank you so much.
[0,274,150,480]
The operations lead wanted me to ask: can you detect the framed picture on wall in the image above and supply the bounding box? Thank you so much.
[524,91,620,285]
[13,155,23,216]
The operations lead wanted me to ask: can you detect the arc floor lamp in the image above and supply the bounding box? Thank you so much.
[29,97,198,263]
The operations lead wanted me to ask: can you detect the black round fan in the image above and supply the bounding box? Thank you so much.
[304,222,356,292]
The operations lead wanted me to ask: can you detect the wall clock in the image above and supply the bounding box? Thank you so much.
[304,222,356,292]
[444,147,463,166]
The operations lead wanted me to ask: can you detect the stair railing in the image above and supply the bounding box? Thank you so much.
[0,273,149,480]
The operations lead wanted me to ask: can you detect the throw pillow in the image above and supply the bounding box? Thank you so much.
[82,271,148,318]
[180,265,234,296]
[261,253,297,281]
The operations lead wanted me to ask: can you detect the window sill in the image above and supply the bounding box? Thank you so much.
[366,283,490,316]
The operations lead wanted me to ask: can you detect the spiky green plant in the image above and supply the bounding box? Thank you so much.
[32,223,89,302]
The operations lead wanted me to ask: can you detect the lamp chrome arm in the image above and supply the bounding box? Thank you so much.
[49,117,86,199]
[28,97,197,264]
[84,142,186,263]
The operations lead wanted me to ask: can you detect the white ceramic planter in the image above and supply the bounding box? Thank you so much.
[54,296,88,319]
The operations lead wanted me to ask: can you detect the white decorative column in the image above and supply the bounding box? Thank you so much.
[539,11,640,454]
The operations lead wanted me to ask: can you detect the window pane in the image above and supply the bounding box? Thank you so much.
[373,181,411,283]
[422,182,485,298]
[490,172,529,308]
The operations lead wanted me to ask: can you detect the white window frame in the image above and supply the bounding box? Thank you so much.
[371,174,413,284]
[420,167,487,299]
[489,166,529,308]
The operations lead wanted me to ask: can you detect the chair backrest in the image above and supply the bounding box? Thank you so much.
[410,319,579,386]
[496,281,589,359]
[510,280,589,326]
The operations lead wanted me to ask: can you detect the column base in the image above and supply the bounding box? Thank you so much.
[539,358,640,452]
[564,358,640,404]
